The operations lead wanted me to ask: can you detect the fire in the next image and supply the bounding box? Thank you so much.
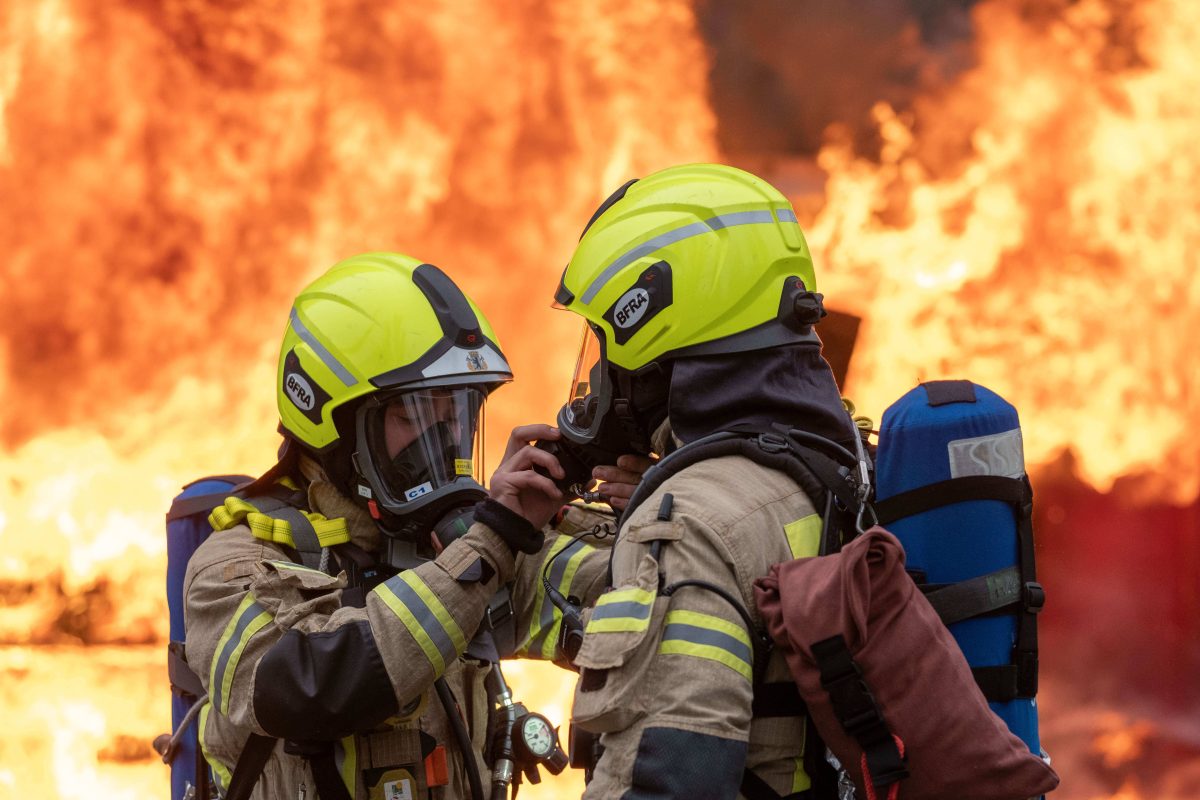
[1,0,714,796]
[809,0,1200,505]
[2,0,1198,797]
[1091,713,1155,770]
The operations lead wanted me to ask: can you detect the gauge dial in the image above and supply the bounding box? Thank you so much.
[519,714,555,759]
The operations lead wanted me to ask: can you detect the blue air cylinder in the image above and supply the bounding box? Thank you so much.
[874,381,1042,755]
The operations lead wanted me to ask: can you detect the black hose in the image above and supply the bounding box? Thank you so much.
[434,677,485,800]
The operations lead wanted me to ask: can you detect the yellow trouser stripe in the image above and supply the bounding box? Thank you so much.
[784,514,821,558]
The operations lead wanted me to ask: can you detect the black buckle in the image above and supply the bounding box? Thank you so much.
[487,594,515,631]
[1023,581,1045,612]
[757,432,791,455]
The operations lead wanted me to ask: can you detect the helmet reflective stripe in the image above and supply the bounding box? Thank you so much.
[420,343,512,380]
[580,210,787,304]
[777,208,799,224]
[288,308,359,387]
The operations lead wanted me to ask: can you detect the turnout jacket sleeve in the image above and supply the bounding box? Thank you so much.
[572,455,818,800]
[183,520,518,742]
[578,511,754,799]
[509,504,616,664]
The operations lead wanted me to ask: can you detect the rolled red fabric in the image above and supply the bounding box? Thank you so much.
[754,527,1059,800]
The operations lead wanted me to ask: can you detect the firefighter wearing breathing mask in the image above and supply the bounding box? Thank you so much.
[536,165,862,799]
[183,252,639,800]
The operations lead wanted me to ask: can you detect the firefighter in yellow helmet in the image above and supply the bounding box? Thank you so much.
[182,252,639,800]
[545,165,862,798]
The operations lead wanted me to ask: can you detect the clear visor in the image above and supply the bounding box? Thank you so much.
[362,387,486,505]
[562,322,609,437]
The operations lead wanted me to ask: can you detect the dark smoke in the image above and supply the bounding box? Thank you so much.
[697,0,979,158]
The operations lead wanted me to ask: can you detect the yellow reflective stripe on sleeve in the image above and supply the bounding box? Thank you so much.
[264,559,327,575]
[541,539,594,659]
[522,535,595,659]
[208,594,275,715]
[586,586,656,633]
[522,536,574,651]
[784,513,821,558]
[657,609,753,682]
[198,701,232,792]
[372,571,466,675]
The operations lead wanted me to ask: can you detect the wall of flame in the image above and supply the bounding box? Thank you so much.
[0,0,1197,798]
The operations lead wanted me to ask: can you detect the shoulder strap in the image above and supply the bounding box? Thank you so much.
[875,473,1043,700]
[223,733,278,800]
[619,431,832,527]
[167,475,254,522]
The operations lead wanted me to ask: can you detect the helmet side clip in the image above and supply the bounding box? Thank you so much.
[779,276,827,330]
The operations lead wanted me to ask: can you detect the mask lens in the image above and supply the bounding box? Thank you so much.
[365,387,485,504]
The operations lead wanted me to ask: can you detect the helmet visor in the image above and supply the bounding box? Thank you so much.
[362,387,485,506]
[560,321,612,441]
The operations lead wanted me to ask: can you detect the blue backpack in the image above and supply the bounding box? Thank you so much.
[160,475,251,800]
[873,380,1044,757]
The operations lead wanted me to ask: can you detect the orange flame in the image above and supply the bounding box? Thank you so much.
[810,0,1200,504]
[1,1,714,796]
[3,0,1199,798]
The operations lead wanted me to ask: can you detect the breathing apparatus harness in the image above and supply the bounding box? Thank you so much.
[539,421,876,796]
[170,449,538,800]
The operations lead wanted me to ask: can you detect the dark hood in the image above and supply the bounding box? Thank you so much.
[667,341,858,449]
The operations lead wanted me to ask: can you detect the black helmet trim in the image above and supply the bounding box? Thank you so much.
[579,177,639,240]
[370,336,513,392]
[578,209,779,305]
[653,316,821,366]
[413,263,486,348]
[288,308,359,387]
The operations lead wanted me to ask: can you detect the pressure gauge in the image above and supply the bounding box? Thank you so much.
[516,712,557,760]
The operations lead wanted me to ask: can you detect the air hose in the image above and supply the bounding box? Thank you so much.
[434,677,485,800]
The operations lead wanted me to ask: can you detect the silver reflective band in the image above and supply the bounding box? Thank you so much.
[580,210,780,304]
[289,308,359,387]
[776,208,799,224]
[589,599,654,623]
[421,343,512,380]
[661,622,754,666]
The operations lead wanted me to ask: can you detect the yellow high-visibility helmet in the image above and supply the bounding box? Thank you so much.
[553,164,824,448]
[277,252,511,527]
